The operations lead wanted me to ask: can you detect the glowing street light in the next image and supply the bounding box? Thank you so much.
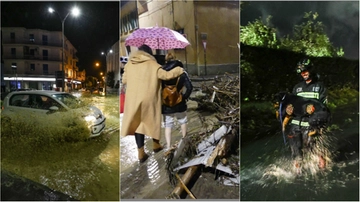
[49,6,80,92]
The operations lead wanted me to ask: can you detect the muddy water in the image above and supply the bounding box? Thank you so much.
[241,106,359,201]
[120,100,240,199]
[1,93,120,201]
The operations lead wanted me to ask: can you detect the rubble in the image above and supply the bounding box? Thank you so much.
[165,73,240,199]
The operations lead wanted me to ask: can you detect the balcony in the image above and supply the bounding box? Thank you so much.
[2,39,61,47]
[3,54,61,62]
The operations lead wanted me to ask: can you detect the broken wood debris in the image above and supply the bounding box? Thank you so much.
[165,73,240,198]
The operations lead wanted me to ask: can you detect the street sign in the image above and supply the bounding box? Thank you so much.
[202,40,207,50]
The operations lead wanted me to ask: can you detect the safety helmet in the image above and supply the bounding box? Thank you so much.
[296,58,313,74]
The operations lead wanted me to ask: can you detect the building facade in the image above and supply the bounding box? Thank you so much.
[104,40,120,91]
[120,0,240,76]
[1,27,84,92]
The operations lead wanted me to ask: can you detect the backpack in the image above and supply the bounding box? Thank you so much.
[162,77,183,107]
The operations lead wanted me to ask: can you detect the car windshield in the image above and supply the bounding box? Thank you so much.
[51,93,85,109]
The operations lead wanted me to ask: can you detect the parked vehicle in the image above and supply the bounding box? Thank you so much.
[1,90,106,138]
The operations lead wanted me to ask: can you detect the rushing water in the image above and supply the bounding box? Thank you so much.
[1,93,120,201]
[241,120,359,201]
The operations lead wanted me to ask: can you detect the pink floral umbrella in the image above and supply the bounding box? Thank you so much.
[125,26,190,50]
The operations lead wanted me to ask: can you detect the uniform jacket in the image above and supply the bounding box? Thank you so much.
[120,50,184,139]
[290,77,328,126]
[292,78,327,104]
[161,60,193,114]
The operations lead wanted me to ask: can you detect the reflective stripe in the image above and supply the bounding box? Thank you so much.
[297,92,319,99]
[291,119,310,127]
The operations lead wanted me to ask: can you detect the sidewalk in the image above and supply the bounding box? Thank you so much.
[120,100,239,199]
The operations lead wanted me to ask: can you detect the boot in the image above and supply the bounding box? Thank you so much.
[138,146,149,163]
[153,139,163,153]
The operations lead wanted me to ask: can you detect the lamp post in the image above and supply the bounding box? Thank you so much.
[101,49,113,96]
[49,6,80,92]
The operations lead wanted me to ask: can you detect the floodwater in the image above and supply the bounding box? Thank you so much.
[120,101,240,199]
[241,107,359,201]
[1,93,120,201]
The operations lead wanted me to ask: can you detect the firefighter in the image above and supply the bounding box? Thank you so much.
[285,58,328,170]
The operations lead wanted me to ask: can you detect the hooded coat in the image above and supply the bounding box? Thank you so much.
[120,50,184,140]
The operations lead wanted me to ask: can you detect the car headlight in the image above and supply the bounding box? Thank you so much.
[84,115,96,122]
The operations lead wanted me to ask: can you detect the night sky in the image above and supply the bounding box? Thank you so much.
[241,1,359,60]
[1,1,119,77]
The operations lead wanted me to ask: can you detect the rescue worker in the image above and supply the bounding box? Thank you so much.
[285,58,328,170]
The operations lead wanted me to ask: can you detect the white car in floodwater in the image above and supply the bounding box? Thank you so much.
[1,90,106,138]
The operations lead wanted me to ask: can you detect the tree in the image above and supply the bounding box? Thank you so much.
[240,16,279,49]
[280,12,344,57]
[240,11,345,57]
[85,76,98,89]
[106,71,115,88]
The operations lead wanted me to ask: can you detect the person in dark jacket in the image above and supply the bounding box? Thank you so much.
[161,52,193,151]
[285,58,329,170]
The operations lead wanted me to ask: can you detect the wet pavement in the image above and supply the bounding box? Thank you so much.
[240,101,359,201]
[1,93,120,201]
[120,99,240,199]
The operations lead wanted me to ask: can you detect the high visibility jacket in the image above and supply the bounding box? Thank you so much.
[292,79,327,104]
[290,79,328,127]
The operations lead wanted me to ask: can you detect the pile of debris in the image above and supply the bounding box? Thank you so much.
[165,73,240,199]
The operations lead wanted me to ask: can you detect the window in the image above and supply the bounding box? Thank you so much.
[43,64,49,75]
[121,11,139,34]
[11,48,16,57]
[42,50,48,60]
[23,46,30,54]
[126,46,131,56]
[11,63,17,69]
[130,11,139,30]
[10,81,20,90]
[29,34,35,42]
[10,32,15,40]
[30,64,35,71]
[9,94,30,108]
[30,49,35,56]
[42,35,48,45]
[121,17,128,33]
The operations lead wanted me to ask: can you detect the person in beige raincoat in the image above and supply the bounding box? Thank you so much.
[121,44,184,163]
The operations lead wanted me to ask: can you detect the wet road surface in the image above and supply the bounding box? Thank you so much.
[240,103,359,200]
[1,93,120,201]
[120,100,240,199]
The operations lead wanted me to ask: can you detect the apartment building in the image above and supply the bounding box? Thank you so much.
[1,27,85,92]
[120,0,239,76]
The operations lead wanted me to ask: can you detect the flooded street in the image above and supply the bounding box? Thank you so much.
[241,104,359,201]
[1,93,120,201]
[120,100,240,199]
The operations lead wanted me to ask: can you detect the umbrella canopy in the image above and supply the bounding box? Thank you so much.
[125,26,190,50]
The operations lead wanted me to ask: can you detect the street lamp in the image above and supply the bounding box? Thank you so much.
[101,49,113,96]
[49,6,80,92]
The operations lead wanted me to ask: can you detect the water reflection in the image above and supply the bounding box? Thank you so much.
[120,135,138,171]
[146,156,161,185]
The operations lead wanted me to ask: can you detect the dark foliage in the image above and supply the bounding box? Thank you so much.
[240,43,359,102]
[106,71,115,88]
